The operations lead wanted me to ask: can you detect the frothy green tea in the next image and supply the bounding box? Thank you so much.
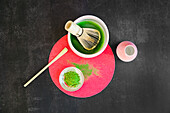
[70,20,105,54]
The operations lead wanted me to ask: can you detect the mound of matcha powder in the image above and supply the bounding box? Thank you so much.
[64,71,80,87]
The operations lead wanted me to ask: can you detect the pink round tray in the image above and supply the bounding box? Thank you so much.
[48,35,115,98]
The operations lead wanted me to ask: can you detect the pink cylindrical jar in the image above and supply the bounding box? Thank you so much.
[116,41,138,62]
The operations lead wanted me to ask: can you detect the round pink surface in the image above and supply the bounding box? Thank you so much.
[48,35,115,98]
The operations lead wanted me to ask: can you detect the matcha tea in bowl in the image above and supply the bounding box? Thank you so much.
[59,67,84,91]
[66,15,109,58]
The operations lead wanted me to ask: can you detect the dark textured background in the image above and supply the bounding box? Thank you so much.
[0,0,170,113]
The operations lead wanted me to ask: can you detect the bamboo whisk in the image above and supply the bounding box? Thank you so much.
[65,21,101,50]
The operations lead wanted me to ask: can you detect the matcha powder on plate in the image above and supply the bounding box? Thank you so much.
[64,71,80,87]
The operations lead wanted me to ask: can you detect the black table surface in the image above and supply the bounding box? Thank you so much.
[0,0,170,113]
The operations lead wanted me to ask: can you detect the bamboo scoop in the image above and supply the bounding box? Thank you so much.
[24,47,68,87]
[65,21,101,50]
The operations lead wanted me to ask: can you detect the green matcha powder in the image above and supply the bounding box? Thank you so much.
[64,71,80,87]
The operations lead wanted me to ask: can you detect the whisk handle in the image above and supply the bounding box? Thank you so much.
[65,21,83,37]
